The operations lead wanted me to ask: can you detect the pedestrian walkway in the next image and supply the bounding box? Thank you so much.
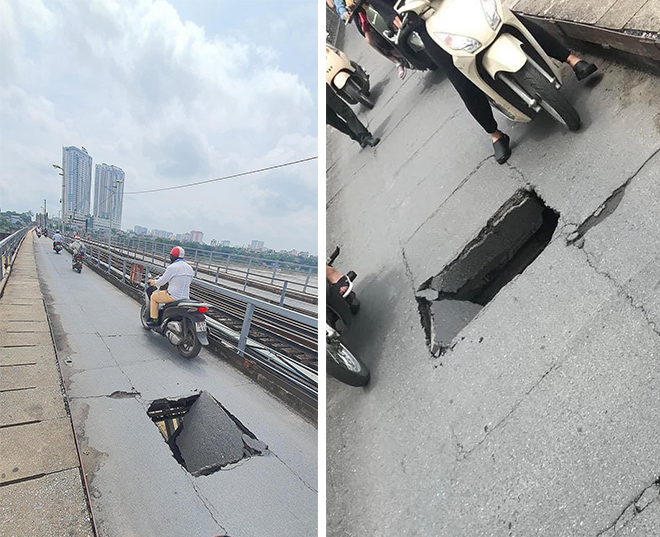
[0,233,93,537]
[509,0,660,66]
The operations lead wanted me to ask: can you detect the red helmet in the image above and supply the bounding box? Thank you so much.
[170,246,185,262]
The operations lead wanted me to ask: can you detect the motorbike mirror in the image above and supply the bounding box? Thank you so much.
[327,246,340,265]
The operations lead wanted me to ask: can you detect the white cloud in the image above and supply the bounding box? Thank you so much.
[0,0,318,252]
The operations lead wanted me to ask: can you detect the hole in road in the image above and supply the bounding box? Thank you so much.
[417,190,558,356]
[147,390,268,476]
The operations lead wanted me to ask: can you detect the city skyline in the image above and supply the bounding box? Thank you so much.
[131,224,314,254]
[0,0,317,254]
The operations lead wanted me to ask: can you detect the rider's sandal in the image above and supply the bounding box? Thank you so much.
[396,62,406,80]
[573,60,598,81]
[493,133,511,165]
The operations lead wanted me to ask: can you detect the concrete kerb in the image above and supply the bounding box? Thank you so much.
[520,13,660,74]
[0,234,95,536]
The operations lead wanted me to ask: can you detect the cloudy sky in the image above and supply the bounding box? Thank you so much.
[0,0,318,253]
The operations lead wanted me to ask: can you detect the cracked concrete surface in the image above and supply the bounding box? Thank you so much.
[327,24,660,536]
[34,239,317,537]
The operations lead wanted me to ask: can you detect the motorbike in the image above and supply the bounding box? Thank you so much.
[326,43,374,109]
[72,253,84,273]
[36,231,41,238]
[53,241,62,254]
[326,247,370,387]
[394,0,581,130]
[349,0,436,72]
[140,274,212,359]
[43,229,48,238]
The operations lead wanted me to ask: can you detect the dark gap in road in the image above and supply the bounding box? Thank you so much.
[147,390,268,477]
[416,190,558,355]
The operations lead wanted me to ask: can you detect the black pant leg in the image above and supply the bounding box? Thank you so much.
[326,86,371,140]
[517,16,570,63]
[418,28,499,134]
[326,106,358,141]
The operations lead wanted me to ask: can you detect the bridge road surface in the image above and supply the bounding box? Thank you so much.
[33,237,317,537]
[327,22,660,537]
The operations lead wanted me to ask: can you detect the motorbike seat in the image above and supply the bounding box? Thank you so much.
[161,299,201,309]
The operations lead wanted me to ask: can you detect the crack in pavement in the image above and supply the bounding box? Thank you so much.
[579,247,660,339]
[326,162,368,209]
[187,475,227,533]
[597,477,660,535]
[400,247,417,294]
[272,452,318,493]
[456,363,559,460]
[567,146,660,245]
[406,155,494,242]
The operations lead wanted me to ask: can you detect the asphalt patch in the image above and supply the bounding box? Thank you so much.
[147,391,268,476]
[417,190,558,355]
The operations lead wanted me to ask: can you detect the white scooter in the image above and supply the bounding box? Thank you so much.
[326,43,375,109]
[395,0,581,130]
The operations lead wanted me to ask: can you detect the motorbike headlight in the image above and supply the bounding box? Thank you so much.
[480,0,501,30]
[434,32,482,53]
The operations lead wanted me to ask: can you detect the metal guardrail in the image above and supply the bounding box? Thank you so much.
[83,236,318,306]
[0,227,29,281]
[63,237,318,403]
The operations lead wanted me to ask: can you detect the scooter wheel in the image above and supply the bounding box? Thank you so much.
[178,325,202,359]
[139,303,152,330]
[344,80,374,110]
[516,63,581,131]
[327,342,370,386]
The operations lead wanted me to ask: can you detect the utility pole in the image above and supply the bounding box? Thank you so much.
[44,199,47,229]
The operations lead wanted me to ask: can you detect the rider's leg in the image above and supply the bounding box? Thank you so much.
[150,290,175,321]
[419,29,511,163]
[517,16,598,79]
[327,86,379,147]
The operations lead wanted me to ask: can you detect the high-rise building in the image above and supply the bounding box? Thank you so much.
[151,229,170,238]
[251,240,264,250]
[94,163,125,230]
[62,146,93,225]
[134,225,148,234]
[220,240,231,247]
[189,230,204,243]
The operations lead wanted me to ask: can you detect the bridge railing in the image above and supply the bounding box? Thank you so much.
[63,237,318,406]
[82,236,318,309]
[0,226,30,281]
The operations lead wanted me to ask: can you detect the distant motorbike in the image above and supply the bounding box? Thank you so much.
[43,229,48,238]
[140,275,212,359]
[326,43,374,109]
[53,241,62,254]
[72,253,84,273]
[36,231,41,238]
[326,247,370,386]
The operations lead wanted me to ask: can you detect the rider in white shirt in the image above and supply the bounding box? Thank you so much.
[146,246,194,325]
[52,230,63,249]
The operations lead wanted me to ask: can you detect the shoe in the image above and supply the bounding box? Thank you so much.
[493,133,511,164]
[573,60,598,81]
[146,318,159,327]
[360,135,380,148]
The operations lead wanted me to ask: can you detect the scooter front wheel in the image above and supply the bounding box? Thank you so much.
[515,63,581,131]
[327,342,370,386]
[140,303,151,330]
[344,80,374,110]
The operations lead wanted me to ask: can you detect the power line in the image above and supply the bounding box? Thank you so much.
[124,156,318,195]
